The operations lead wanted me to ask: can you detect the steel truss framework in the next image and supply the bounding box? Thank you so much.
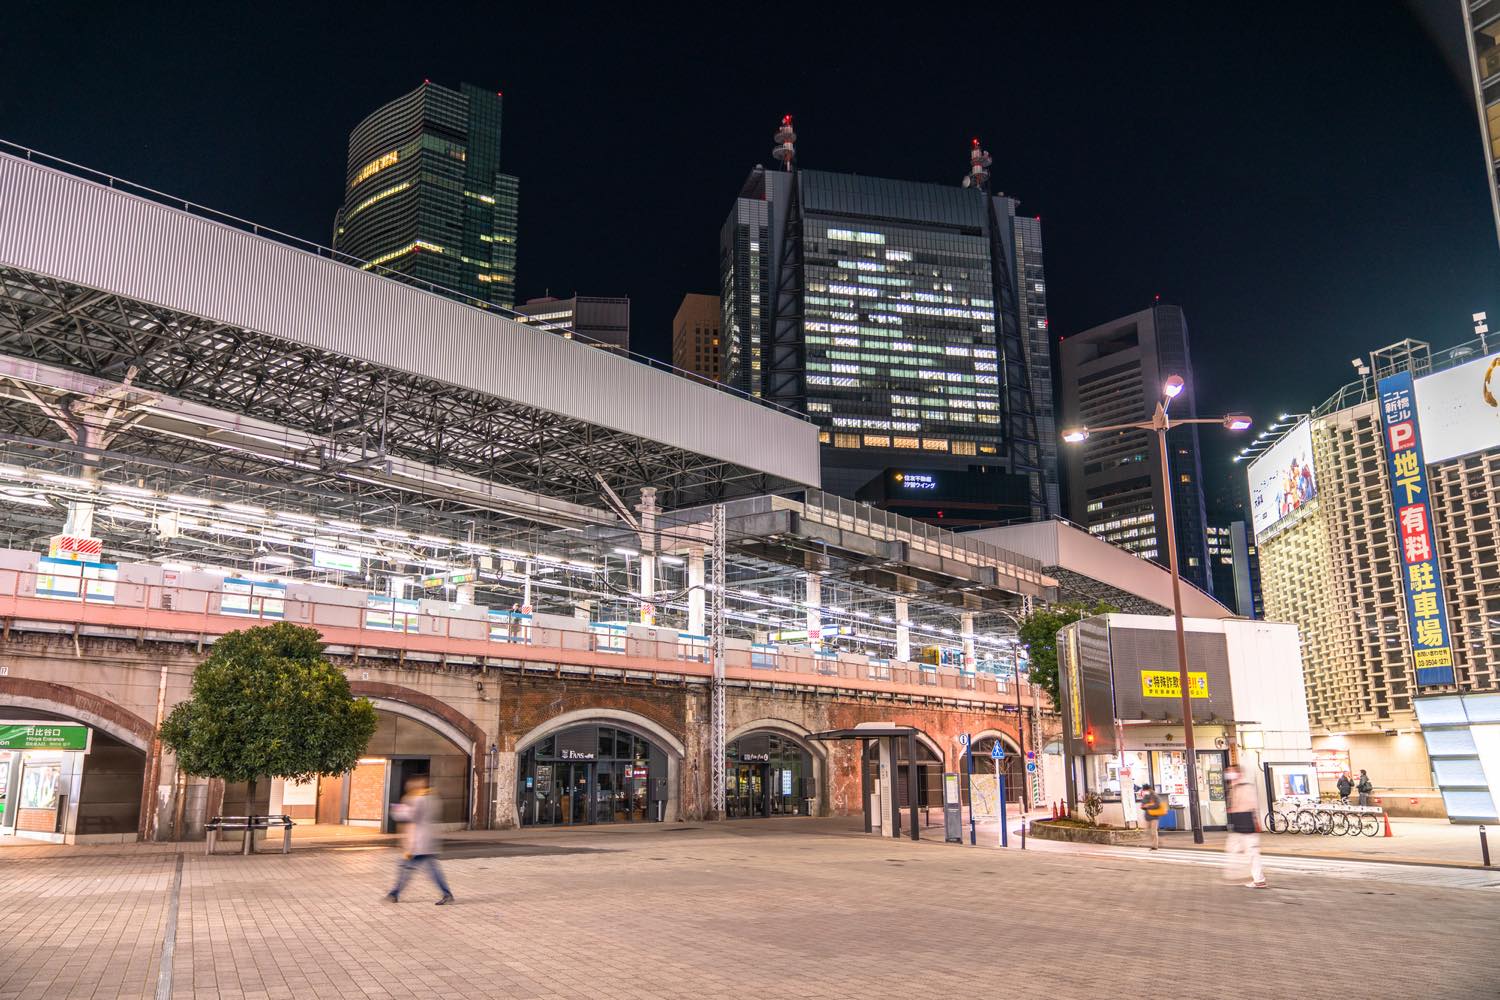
[0,268,790,511]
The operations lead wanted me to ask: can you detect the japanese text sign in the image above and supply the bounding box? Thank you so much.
[1378,372,1455,686]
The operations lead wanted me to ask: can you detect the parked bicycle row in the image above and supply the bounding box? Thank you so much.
[1265,798,1385,836]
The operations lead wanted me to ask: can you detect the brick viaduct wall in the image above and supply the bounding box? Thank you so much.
[0,632,1057,839]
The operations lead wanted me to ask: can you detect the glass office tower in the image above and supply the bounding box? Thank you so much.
[719,165,1059,520]
[333,81,519,308]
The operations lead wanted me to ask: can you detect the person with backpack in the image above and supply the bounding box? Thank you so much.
[1137,782,1165,850]
[1336,772,1352,803]
[1356,769,1373,807]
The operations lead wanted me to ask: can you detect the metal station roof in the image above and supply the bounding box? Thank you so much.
[0,148,820,508]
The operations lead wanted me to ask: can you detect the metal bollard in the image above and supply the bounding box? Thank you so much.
[1482,825,1491,868]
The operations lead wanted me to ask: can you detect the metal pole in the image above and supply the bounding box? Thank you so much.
[1482,825,1492,867]
[966,743,975,845]
[709,504,727,821]
[1014,657,1026,812]
[997,763,1008,848]
[907,733,919,841]
[1156,414,1205,845]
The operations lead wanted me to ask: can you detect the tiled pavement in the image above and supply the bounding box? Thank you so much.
[2,821,1496,1000]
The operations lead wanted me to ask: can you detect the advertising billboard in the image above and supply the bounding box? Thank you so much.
[1378,372,1456,687]
[1414,350,1500,464]
[1247,419,1319,540]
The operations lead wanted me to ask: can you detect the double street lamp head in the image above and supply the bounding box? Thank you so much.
[1223,414,1252,431]
[1061,428,1089,443]
[1162,374,1185,399]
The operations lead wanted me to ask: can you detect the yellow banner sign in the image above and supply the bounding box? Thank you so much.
[1141,671,1209,699]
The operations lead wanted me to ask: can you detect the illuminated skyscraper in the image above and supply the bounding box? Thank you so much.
[1057,303,1214,595]
[333,81,519,307]
[1463,2,1500,253]
[719,124,1059,521]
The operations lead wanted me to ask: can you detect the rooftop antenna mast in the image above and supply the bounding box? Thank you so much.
[772,115,797,171]
[962,137,992,191]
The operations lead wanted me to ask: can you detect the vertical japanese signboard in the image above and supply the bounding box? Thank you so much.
[1377,372,1456,687]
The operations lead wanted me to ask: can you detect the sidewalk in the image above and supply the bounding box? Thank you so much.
[964,812,1495,869]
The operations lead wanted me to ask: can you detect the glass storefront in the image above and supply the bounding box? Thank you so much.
[724,732,814,818]
[1086,748,1229,829]
[518,725,665,827]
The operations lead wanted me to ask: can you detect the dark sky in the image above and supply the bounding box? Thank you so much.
[4,2,1498,482]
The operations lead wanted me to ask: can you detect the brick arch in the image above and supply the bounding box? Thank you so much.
[348,680,488,831]
[347,681,487,750]
[0,676,154,752]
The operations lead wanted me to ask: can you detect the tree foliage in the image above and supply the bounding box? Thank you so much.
[1018,601,1117,706]
[159,622,377,785]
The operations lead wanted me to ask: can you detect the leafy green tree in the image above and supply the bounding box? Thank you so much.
[160,623,377,812]
[1017,602,1117,705]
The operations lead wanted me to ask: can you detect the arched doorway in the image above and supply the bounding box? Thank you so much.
[0,707,146,844]
[972,735,1025,805]
[516,722,670,826]
[865,735,944,810]
[724,730,816,818]
[278,707,471,833]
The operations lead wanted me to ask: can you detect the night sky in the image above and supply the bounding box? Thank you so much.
[5,2,1498,483]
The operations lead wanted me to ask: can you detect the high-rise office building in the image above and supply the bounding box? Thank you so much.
[1462,2,1500,252]
[1058,303,1214,595]
[333,81,519,308]
[512,295,630,353]
[1252,336,1500,818]
[672,293,722,380]
[719,123,1059,522]
[1206,521,1262,618]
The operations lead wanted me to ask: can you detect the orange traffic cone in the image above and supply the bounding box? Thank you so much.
[1383,812,1394,837]
[1052,801,1059,820]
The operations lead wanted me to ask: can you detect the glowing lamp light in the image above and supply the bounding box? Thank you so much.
[1223,414,1253,431]
[1062,428,1089,444]
[1084,729,1097,748]
[1163,375,1186,398]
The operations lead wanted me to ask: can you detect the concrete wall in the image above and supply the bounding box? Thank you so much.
[1313,732,1442,818]
[0,630,1060,839]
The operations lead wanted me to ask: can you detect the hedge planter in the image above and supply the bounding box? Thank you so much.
[1028,820,1148,846]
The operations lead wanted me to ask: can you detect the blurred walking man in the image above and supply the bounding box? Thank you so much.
[1223,765,1266,889]
[385,774,455,905]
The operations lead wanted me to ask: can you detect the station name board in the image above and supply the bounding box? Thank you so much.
[0,722,91,752]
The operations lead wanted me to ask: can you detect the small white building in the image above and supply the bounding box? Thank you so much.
[1057,614,1313,831]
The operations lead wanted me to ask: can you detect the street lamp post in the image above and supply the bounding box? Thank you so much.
[1061,377,1250,846]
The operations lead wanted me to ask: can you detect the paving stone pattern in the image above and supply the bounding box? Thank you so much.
[1,824,1495,999]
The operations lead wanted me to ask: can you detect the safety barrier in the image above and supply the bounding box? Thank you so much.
[0,561,1046,710]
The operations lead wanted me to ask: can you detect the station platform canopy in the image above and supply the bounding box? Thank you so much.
[0,147,820,514]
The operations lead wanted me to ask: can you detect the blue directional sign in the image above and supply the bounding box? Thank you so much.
[990,743,1005,760]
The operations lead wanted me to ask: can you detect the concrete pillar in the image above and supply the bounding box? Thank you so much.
[804,573,821,649]
[961,613,976,672]
[894,597,911,662]
[637,487,659,625]
[455,584,475,606]
[522,562,533,610]
[687,547,705,636]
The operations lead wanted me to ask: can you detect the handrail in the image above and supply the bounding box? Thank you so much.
[0,139,812,425]
[0,566,1051,711]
